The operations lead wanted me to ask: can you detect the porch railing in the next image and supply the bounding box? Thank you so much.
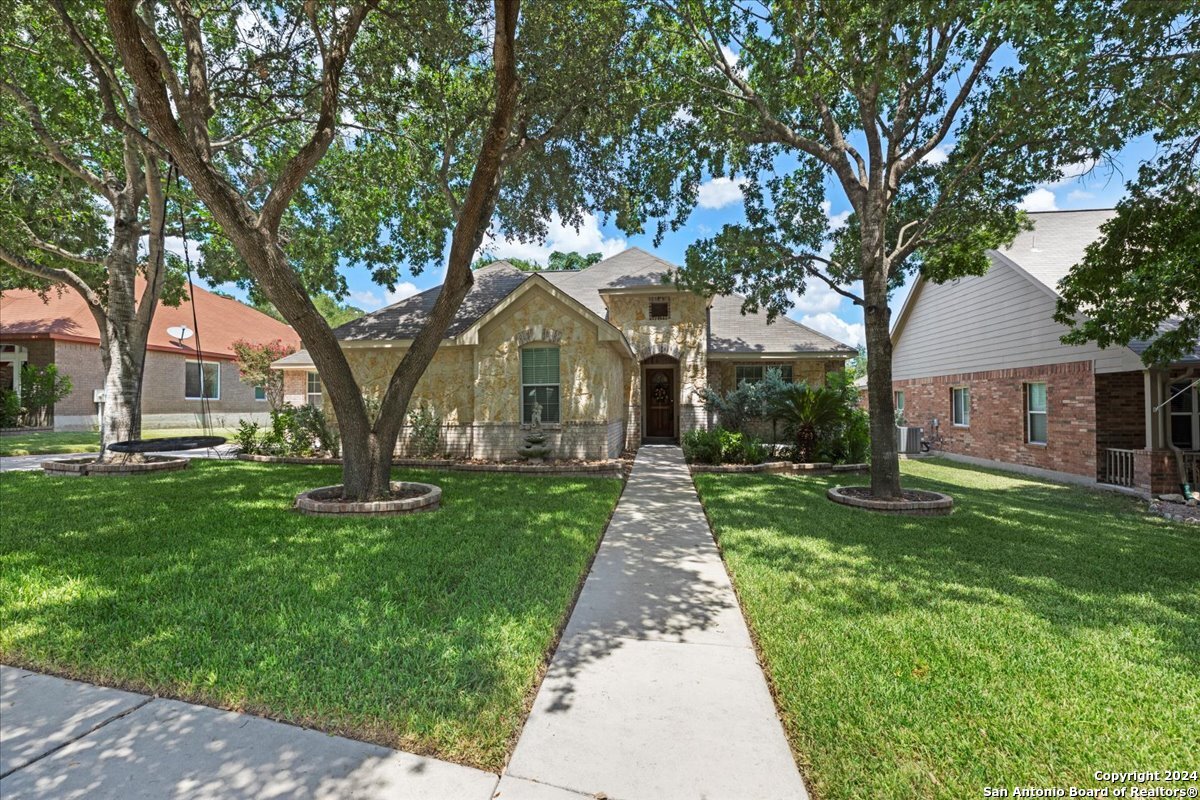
[1184,451,1200,489]
[1102,448,1136,488]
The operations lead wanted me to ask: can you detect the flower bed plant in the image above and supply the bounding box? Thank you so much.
[233,403,340,458]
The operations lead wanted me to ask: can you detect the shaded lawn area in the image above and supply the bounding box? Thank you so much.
[0,460,622,770]
[0,428,237,456]
[694,459,1199,800]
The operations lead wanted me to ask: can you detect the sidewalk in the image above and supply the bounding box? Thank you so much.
[497,445,808,800]
[0,666,497,799]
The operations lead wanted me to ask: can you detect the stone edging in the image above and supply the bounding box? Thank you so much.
[41,455,190,477]
[237,452,626,478]
[826,485,954,516]
[294,481,441,516]
[689,461,868,475]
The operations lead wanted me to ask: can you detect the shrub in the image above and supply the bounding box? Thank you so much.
[682,427,723,464]
[702,367,790,435]
[0,389,22,428]
[19,364,72,426]
[253,403,339,457]
[682,427,768,465]
[407,402,441,458]
[232,420,262,454]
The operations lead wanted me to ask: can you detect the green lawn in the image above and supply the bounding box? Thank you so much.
[0,427,238,456]
[694,459,1199,800]
[0,460,621,769]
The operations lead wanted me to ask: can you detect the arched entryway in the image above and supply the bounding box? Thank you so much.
[642,353,678,442]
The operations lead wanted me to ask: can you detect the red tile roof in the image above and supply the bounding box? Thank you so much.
[0,279,299,360]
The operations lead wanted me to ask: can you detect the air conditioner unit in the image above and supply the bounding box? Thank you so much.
[896,426,923,454]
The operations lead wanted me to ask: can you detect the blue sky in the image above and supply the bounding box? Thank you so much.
[203,133,1159,348]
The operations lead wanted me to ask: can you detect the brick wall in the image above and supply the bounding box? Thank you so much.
[1095,370,1145,455]
[894,361,1097,479]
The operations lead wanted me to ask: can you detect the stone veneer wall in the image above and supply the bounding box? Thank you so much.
[605,291,708,440]
[336,286,630,460]
[894,360,1098,479]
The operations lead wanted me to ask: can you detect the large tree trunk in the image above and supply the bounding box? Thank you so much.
[859,196,902,499]
[95,200,152,460]
[862,259,901,499]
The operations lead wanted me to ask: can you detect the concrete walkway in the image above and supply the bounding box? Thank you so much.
[0,666,497,799]
[497,445,808,800]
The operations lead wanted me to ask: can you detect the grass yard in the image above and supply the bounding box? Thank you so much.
[0,460,622,769]
[694,459,1199,800]
[0,427,238,456]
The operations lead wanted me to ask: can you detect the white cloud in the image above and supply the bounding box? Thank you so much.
[820,199,851,232]
[789,286,842,314]
[1018,187,1059,212]
[720,44,740,68]
[1049,158,1099,186]
[479,212,627,265]
[921,145,950,165]
[350,281,419,311]
[697,176,746,209]
[796,312,864,347]
[1067,189,1094,202]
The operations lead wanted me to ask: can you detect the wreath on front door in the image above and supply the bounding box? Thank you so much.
[652,383,670,404]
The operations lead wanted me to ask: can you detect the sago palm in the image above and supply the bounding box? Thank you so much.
[768,383,846,463]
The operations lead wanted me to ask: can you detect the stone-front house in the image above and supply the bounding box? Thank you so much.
[891,209,1200,496]
[274,248,854,459]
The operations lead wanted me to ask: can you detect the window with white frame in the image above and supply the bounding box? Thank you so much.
[254,385,267,401]
[951,386,969,427]
[306,371,323,408]
[1169,381,1199,450]
[521,346,560,424]
[1026,382,1048,444]
[185,361,220,399]
[894,390,905,417]
[735,364,794,385]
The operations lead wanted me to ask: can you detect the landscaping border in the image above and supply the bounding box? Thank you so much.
[237,452,627,478]
[688,461,868,475]
[294,481,442,516]
[41,455,190,477]
[826,485,954,515]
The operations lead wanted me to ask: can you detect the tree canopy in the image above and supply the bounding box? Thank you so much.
[473,250,603,272]
[1057,10,1199,365]
[649,0,1169,497]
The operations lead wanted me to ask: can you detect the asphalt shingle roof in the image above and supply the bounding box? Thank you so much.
[333,261,529,341]
[324,248,855,356]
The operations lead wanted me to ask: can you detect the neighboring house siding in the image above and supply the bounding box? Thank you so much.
[896,360,1098,479]
[892,261,1142,381]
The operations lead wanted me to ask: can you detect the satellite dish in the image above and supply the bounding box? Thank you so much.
[167,325,194,342]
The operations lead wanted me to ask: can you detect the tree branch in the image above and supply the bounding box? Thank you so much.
[16,220,104,266]
[259,4,377,233]
[0,80,112,199]
[0,244,105,312]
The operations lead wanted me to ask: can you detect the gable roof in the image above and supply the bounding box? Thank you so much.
[0,279,299,360]
[708,293,855,355]
[998,208,1116,293]
[334,261,529,341]
[891,208,1199,365]
[331,248,855,357]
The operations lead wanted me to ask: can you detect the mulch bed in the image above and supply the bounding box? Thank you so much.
[307,486,428,503]
[1149,499,1200,525]
[838,486,946,503]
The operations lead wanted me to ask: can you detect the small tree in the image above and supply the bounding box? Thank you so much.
[19,364,72,428]
[232,339,297,411]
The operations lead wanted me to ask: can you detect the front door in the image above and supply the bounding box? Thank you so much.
[645,368,675,439]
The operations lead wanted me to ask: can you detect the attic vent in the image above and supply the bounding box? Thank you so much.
[649,296,670,320]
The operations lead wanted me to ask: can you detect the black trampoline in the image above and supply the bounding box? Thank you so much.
[106,436,228,454]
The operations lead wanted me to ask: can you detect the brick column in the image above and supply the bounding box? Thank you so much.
[1134,449,1179,496]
